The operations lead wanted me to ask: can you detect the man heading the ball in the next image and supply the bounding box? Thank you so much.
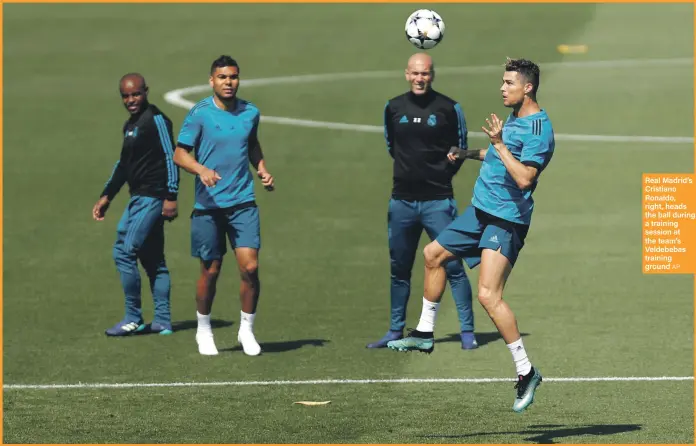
[387,58,555,413]
[173,55,275,357]
[367,53,478,350]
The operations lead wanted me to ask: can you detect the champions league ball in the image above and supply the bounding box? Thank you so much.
[405,9,445,50]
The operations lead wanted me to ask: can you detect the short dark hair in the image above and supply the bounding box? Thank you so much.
[505,58,540,95]
[210,55,239,75]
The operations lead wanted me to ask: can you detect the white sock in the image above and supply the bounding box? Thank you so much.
[507,338,532,376]
[197,311,212,334]
[415,297,439,333]
[240,311,256,332]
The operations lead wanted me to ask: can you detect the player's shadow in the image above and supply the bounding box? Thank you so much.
[171,319,235,332]
[219,339,330,354]
[419,423,642,444]
[434,331,529,347]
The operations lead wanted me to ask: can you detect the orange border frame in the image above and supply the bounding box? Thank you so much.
[0,0,694,2]
[0,1,694,446]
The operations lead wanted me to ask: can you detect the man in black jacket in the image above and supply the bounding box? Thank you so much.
[367,53,477,350]
[93,73,179,337]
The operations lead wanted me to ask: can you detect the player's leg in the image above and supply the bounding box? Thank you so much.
[227,205,262,356]
[107,196,161,336]
[195,258,223,355]
[421,198,477,350]
[234,247,261,356]
[388,205,483,353]
[477,248,515,339]
[387,240,456,353]
[367,199,422,348]
[138,217,172,335]
[477,221,540,412]
[191,212,227,355]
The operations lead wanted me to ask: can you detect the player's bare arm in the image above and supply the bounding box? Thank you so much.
[482,113,538,190]
[447,147,487,163]
[255,159,274,191]
[173,146,221,187]
[248,142,274,191]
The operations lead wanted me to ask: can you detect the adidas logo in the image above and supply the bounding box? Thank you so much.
[399,115,408,124]
[489,235,499,243]
[121,322,141,332]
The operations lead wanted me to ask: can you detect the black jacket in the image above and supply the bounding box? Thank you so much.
[101,103,179,202]
[384,90,467,201]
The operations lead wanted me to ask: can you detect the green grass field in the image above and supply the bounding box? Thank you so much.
[3,3,694,444]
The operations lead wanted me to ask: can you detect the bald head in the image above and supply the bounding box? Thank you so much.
[119,72,149,115]
[119,73,147,91]
[405,53,435,95]
[407,53,434,72]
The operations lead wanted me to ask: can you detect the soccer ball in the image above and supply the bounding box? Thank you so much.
[405,9,445,50]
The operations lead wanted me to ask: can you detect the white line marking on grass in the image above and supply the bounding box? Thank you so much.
[164,57,693,145]
[4,376,693,390]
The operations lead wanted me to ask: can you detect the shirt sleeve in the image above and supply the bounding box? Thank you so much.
[446,102,467,175]
[453,102,468,150]
[101,160,127,200]
[520,129,555,172]
[384,101,394,158]
[154,115,180,201]
[176,108,202,151]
